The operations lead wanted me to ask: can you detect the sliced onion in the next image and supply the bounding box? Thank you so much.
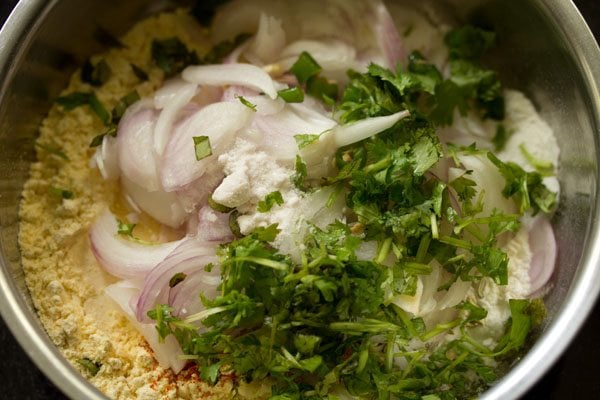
[528,215,557,294]
[246,13,287,64]
[105,280,187,373]
[333,110,410,148]
[89,209,187,279]
[436,279,471,310]
[373,0,405,70]
[135,238,218,322]
[223,40,251,64]
[117,102,160,191]
[175,164,225,213]
[221,85,258,102]
[197,205,234,242]
[168,267,222,319]
[153,82,198,155]
[182,63,278,99]
[122,176,188,228]
[211,0,287,43]
[154,79,194,109]
[160,101,254,191]
[254,102,337,162]
[93,135,120,181]
[190,85,224,109]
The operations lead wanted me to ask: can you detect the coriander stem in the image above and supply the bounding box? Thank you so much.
[438,235,471,249]
[377,237,393,264]
[415,235,431,263]
[223,256,289,271]
[421,319,461,341]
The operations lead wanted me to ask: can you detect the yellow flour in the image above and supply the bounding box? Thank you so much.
[18,9,252,399]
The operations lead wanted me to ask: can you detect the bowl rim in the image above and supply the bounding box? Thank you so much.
[0,1,599,399]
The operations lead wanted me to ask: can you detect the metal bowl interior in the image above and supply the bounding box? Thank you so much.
[0,0,599,399]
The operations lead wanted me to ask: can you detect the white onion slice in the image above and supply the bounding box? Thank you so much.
[182,63,278,99]
[373,0,405,70]
[224,40,251,64]
[105,280,187,373]
[197,205,234,242]
[169,268,222,319]
[528,215,557,294]
[254,102,337,162]
[154,79,194,109]
[246,13,286,64]
[221,85,258,102]
[117,103,160,191]
[93,135,120,181]
[89,209,187,279]
[211,0,287,43]
[436,279,471,310]
[333,110,410,148]
[175,165,225,213]
[154,82,198,155]
[161,101,254,191]
[222,85,285,116]
[135,238,218,322]
[122,176,188,228]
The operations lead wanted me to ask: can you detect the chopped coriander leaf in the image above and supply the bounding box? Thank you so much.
[89,134,105,148]
[130,63,149,81]
[81,59,112,87]
[169,272,187,288]
[306,75,338,104]
[200,363,222,385]
[89,125,117,148]
[87,93,112,125]
[445,25,496,61]
[292,155,309,191]
[492,299,533,357]
[257,191,284,212]
[449,59,505,120]
[428,79,468,126]
[151,37,199,77]
[492,124,510,151]
[35,142,69,160]
[112,90,140,124]
[294,134,320,150]
[487,152,557,214]
[55,92,93,110]
[229,210,242,238]
[117,219,136,237]
[290,51,322,84]
[236,95,257,111]
[278,86,305,103]
[193,136,212,161]
[407,51,443,94]
[77,358,101,376]
[48,187,74,200]
[208,194,233,213]
[56,92,111,125]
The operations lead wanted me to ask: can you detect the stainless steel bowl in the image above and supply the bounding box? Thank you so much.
[1,1,599,399]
